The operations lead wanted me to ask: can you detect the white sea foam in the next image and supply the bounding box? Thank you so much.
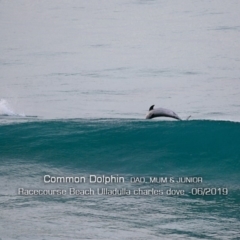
[0,99,25,117]
[0,99,15,115]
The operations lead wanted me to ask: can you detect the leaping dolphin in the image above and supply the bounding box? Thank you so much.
[146,105,184,120]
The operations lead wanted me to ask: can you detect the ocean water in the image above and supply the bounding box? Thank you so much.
[1,1,240,239]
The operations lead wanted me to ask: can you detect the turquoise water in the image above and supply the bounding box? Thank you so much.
[0,120,240,239]
[1,0,240,239]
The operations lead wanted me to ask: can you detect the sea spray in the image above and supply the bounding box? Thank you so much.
[0,99,25,117]
[0,99,15,116]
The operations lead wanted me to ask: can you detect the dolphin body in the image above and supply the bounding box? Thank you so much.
[146,105,182,120]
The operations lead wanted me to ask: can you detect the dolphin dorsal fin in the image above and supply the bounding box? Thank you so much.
[149,105,155,111]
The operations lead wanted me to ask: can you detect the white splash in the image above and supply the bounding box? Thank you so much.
[0,99,25,116]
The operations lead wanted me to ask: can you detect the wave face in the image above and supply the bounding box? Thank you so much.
[1,119,240,183]
[1,119,240,239]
